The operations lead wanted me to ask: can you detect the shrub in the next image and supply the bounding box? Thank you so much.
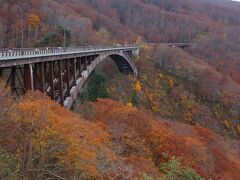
[0,147,21,179]
[136,173,156,180]
[38,26,71,47]
[159,156,203,180]
[81,72,109,102]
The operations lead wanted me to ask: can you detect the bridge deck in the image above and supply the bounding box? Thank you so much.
[0,46,137,60]
[0,45,138,68]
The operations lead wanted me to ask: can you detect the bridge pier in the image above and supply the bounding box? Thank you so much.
[11,67,16,94]
[65,60,70,97]
[33,64,38,90]
[49,61,55,100]
[58,60,64,106]
[92,56,96,62]
[126,51,133,59]
[39,62,45,93]
[72,58,77,85]
[0,68,3,78]
[77,57,82,77]
[83,57,87,70]
[24,64,34,91]
[87,56,91,65]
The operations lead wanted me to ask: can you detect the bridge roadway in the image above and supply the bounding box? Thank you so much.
[148,43,196,48]
[0,45,138,67]
[0,45,139,109]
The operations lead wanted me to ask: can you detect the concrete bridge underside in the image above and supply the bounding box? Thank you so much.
[0,46,138,109]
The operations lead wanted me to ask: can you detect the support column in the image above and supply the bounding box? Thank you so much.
[24,64,34,91]
[87,56,91,65]
[58,60,64,106]
[128,51,133,59]
[83,56,87,70]
[33,64,38,90]
[65,60,70,97]
[44,62,47,75]
[49,61,55,100]
[78,57,82,77]
[11,66,16,93]
[0,68,3,78]
[72,58,76,85]
[91,56,95,62]
[39,62,45,93]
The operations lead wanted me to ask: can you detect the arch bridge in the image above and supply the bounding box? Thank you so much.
[0,45,139,109]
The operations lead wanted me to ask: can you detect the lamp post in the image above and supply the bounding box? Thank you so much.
[62,15,66,48]
[63,26,66,48]
[16,5,24,48]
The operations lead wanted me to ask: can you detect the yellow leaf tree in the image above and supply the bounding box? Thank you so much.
[28,14,40,31]
[135,81,141,92]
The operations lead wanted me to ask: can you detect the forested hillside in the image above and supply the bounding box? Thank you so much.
[1,0,240,47]
[1,0,240,179]
[1,83,240,179]
[1,0,240,82]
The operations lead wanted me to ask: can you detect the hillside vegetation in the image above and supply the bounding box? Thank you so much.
[0,82,240,179]
[1,0,240,179]
[1,0,240,46]
[81,43,240,139]
[1,0,240,84]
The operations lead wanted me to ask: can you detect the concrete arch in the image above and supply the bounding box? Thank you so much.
[64,51,137,109]
[97,51,137,76]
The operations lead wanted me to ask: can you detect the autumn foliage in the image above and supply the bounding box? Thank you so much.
[1,0,240,179]
[0,84,115,179]
[0,76,240,179]
[28,13,40,31]
[1,0,240,47]
[78,98,240,179]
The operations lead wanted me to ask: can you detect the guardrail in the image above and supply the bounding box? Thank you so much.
[0,45,137,58]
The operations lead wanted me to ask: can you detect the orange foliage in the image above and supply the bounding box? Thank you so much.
[0,83,240,179]
[237,125,240,135]
[79,99,240,179]
[28,13,40,30]
[135,81,141,92]
[1,92,115,179]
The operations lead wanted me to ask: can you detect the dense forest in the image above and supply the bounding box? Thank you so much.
[1,0,240,46]
[1,0,240,179]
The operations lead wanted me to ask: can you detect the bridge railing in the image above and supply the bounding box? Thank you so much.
[0,45,137,59]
